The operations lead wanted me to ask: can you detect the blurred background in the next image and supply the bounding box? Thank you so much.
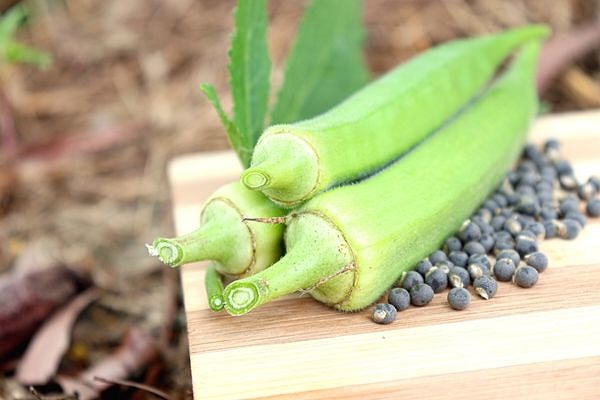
[0,0,599,398]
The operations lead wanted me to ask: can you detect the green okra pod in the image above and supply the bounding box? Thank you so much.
[223,41,543,315]
[148,182,284,278]
[241,25,549,207]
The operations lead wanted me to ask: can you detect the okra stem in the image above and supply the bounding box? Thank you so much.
[205,264,225,311]
[223,213,354,315]
[150,220,232,267]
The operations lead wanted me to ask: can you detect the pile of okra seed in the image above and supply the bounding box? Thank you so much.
[372,138,600,324]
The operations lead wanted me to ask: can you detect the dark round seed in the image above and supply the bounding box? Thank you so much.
[564,211,586,227]
[482,199,500,214]
[492,258,516,282]
[577,182,597,201]
[388,288,411,311]
[493,230,513,242]
[543,138,560,153]
[517,230,537,241]
[515,195,540,216]
[448,266,470,288]
[425,267,448,293]
[536,180,553,192]
[444,236,462,253]
[559,219,581,240]
[559,174,578,191]
[525,222,546,240]
[524,251,548,273]
[587,198,600,217]
[434,261,452,274]
[372,303,397,324]
[448,287,471,310]
[559,197,580,216]
[410,283,434,306]
[519,171,538,187]
[448,251,469,268]
[477,208,493,224]
[540,205,558,221]
[587,176,600,192]
[504,217,522,236]
[428,250,448,265]
[469,253,491,269]
[468,263,490,280]
[507,171,520,185]
[554,159,573,175]
[415,259,433,276]
[515,236,538,257]
[479,234,495,253]
[513,266,539,288]
[478,222,495,235]
[399,270,424,291]
[497,249,521,267]
[492,193,509,208]
[458,221,482,242]
[463,241,486,256]
[543,220,559,239]
[491,215,506,231]
[494,240,515,254]
[474,275,497,300]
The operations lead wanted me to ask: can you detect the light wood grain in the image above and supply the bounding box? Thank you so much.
[169,111,600,399]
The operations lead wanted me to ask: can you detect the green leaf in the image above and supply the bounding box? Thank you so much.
[3,41,51,67]
[270,0,370,125]
[200,83,251,167]
[0,5,27,41]
[228,0,271,156]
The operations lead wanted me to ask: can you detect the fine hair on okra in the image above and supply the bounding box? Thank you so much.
[222,40,544,316]
[148,182,284,279]
[240,25,549,208]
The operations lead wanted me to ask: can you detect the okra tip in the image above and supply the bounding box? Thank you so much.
[241,167,271,190]
[223,280,262,316]
[147,238,183,267]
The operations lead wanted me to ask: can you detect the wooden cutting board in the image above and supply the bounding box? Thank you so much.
[169,111,600,400]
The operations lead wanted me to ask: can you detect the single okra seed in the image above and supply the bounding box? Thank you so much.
[525,222,546,240]
[543,220,559,239]
[492,193,509,208]
[504,217,522,236]
[559,219,582,240]
[554,159,573,176]
[513,266,539,288]
[434,261,452,274]
[494,240,515,254]
[469,253,491,269]
[464,241,486,256]
[588,176,600,192]
[410,283,435,307]
[559,174,578,191]
[517,230,537,242]
[415,258,433,276]
[515,236,538,257]
[524,251,549,272]
[491,215,507,231]
[564,211,586,227]
[478,208,493,224]
[493,230,513,242]
[425,267,448,293]
[559,197,580,216]
[577,182,597,201]
[519,171,538,187]
[540,205,558,221]
[458,220,482,242]
[543,138,560,153]
[497,249,521,267]
[388,288,411,311]
[492,258,516,282]
[448,251,469,268]
[468,263,490,280]
[448,287,471,310]
[399,270,424,291]
[449,266,470,288]
[429,250,448,265]
[372,303,397,324]
[474,275,498,300]
[515,195,540,216]
[587,198,600,217]
[482,199,500,214]
[444,236,463,253]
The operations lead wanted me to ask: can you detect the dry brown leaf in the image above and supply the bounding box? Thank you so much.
[57,328,159,400]
[16,289,99,385]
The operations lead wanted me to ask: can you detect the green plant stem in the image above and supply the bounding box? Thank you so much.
[205,265,225,312]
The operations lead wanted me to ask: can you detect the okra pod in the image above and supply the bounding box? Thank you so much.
[241,25,548,207]
[223,42,542,315]
[149,182,284,278]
